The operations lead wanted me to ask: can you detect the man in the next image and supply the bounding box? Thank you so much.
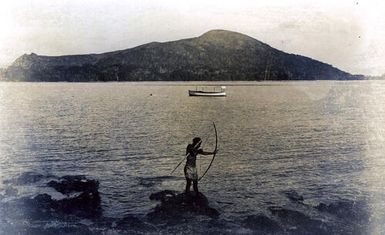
[184,137,216,196]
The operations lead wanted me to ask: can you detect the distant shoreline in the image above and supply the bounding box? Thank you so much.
[1,79,383,87]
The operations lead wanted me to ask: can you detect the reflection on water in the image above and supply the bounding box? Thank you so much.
[0,81,384,233]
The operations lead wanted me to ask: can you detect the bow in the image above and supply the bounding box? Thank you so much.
[198,122,218,181]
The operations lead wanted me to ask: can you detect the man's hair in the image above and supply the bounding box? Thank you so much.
[192,137,201,145]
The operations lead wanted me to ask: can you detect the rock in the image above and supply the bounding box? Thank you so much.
[47,175,99,195]
[242,214,283,234]
[4,175,103,220]
[56,190,101,218]
[0,174,103,235]
[14,189,101,220]
[283,189,304,203]
[34,193,55,205]
[269,206,328,234]
[315,199,369,233]
[149,190,177,202]
[44,175,102,218]
[315,200,367,220]
[147,191,220,223]
[16,194,57,220]
[115,215,156,232]
[41,224,93,235]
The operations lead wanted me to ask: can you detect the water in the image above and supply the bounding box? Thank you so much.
[0,81,385,234]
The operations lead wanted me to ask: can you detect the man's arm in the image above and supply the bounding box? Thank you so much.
[198,149,217,155]
[186,144,191,156]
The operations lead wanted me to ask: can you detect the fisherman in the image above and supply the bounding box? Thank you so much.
[184,137,216,196]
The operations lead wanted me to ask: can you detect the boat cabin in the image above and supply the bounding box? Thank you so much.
[188,86,226,97]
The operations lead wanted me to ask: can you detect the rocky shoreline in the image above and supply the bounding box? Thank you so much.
[0,172,370,234]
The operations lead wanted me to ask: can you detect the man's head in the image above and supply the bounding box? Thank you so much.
[192,137,201,147]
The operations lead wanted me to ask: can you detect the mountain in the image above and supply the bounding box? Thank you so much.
[2,30,363,81]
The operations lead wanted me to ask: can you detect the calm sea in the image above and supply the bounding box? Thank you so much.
[0,81,384,234]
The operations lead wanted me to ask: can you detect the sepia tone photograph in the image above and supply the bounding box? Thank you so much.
[0,0,384,234]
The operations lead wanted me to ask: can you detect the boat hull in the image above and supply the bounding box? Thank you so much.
[188,90,226,97]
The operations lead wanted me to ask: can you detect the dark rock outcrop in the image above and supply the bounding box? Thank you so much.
[242,214,283,234]
[147,190,220,223]
[269,206,328,234]
[47,175,99,195]
[315,199,369,233]
[283,189,304,203]
[1,175,102,221]
[46,175,101,218]
[3,30,364,81]
[114,215,156,233]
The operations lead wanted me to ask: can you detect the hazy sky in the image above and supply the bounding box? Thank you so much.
[0,0,384,75]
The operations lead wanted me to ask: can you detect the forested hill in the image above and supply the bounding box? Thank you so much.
[2,30,363,81]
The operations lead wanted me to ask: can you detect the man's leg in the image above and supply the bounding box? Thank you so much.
[185,179,191,193]
[193,180,199,195]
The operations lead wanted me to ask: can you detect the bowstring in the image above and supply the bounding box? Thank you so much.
[198,124,214,176]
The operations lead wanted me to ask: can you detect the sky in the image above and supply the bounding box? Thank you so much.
[0,0,384,76]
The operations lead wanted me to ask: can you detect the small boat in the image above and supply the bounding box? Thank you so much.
[188,86,226,97]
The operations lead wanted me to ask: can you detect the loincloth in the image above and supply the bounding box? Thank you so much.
[184,165,198,180]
